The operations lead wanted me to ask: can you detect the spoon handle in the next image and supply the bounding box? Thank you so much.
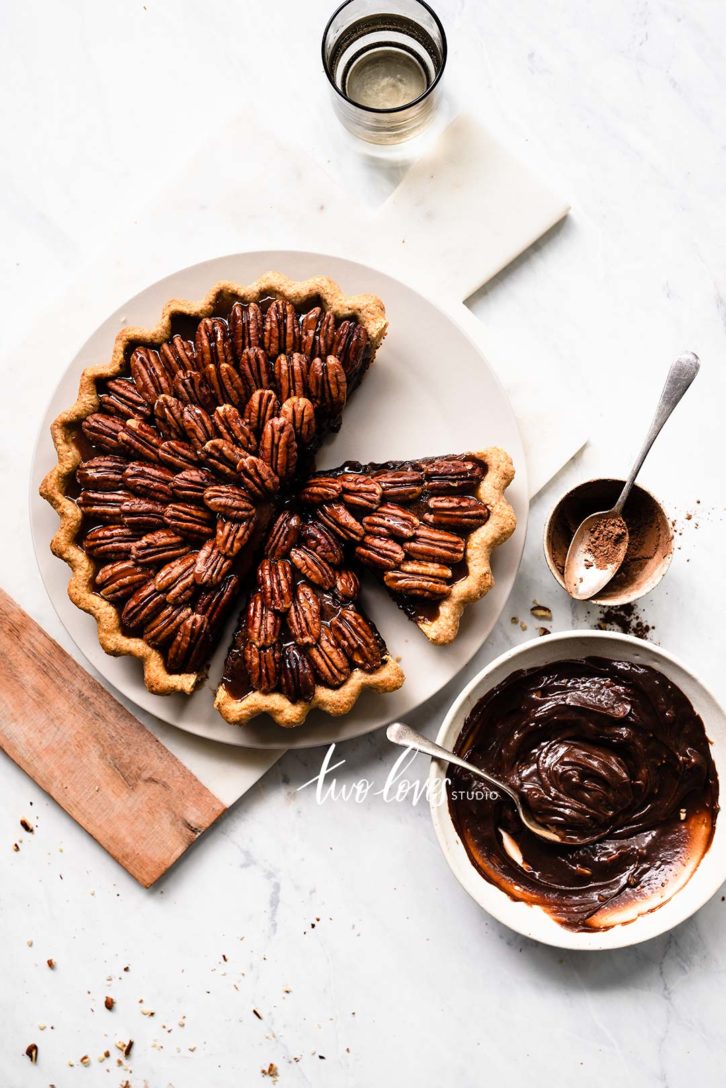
[386,721,511,800]
[614,352,700,514]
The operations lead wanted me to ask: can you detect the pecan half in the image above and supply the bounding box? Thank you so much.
[317,502,365,542]
[298,476,343,504]
[195,572,239,627]
[243,389,280,437]
[166,613,210,672]
[76,455,127,491]
[230,301,263,355]
[217,363,249,408]
[373,469,424,502]
[423,457,485,494]
[81,412,126,452]
[181,405,216,448]
[121,498,167,532]
[154,395,186,440]
[264,300,298,357]
[362,503,418,539]
[201,439,247,479]
[95,560,148,603]
[287,583,321,647]
[257,558,294,612]
[246,591,282,648]
[160,334,197,376]
[154,553,198,604]
[405,525,466,563]
[132,529,190,567]
[333,321,368,379]
[216,517,255,557]
[84,524,139,561]
[274,353,308,401]
[77,489,133,522]
[300,520,344,565]
[238,347,271,396]
[335,568,360,600]
[195,316,234,370]
[313,310,336,357]
[264,510,301,559]
[423,496,489,529]
[307,629,350,688]
[158,439,200,471]
[341,475,382,512]
[119,419,163,463]
[99,378,151,421]
[123,462,174,503]
[354,534,405,571]
[383,570,451,600]
[144,604,192,648]
[280,396,316,447]
[130,346,172,404]
[203,484,255,520]
[121,581,167,628]
[259,417,297,480]
[194,540,233,588]
[289,546,336,590]
[173,370,216,411]
[164,502,215,541]
[280,643,316,703]
[400,559,452,580]
[244,642,281,694]
[236,455,280,499]
[330,609,382,670]
[170,467,216,502]
[299,306,322,355]
[308,356,347,412]
[213,405,257,451]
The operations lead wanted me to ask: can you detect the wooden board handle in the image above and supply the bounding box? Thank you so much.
[0,587,226,886]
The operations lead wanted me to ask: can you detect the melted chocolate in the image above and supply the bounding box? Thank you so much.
[448,658,718,931]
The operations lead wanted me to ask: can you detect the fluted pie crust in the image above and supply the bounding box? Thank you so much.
[40,273,389,698]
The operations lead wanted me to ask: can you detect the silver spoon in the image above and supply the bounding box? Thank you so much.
[564,352,700,601]
[386,721,565,843]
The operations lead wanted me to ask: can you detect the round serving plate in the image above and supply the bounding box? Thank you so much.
[31,251,527,750]
[429,631,726,950]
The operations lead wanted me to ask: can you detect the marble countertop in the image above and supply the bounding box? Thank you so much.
[2,1,726,1085]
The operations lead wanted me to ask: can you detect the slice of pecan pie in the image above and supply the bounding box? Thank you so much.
[40,273,390,696]
[214,449,515,726]
[295,450,516,644]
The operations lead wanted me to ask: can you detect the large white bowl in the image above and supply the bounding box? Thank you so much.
[429,631,726,950]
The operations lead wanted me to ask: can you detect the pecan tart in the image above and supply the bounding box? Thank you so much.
[41,271,516,728]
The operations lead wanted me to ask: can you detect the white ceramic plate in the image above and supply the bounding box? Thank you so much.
[430,630,726,950]
[31,251,527,750]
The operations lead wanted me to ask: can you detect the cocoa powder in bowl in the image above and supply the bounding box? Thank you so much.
[544,479,673,605]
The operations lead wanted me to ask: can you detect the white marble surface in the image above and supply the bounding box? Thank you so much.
[2,1,726,1086]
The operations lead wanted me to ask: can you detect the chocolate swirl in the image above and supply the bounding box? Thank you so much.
[448,658,718,931]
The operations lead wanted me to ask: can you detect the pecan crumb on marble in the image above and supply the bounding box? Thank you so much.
[104,995,115,1010]
[25,1042,38,1063]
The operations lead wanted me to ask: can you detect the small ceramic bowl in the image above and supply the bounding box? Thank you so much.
[429,631,726,950]
[543,479,673,606]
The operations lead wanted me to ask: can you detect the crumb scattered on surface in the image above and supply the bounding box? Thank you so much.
[47,958,55,969]
[20,818,34,833]
[261,1062,279,1082]
[531,602,553,622]
[253,1008,263,1020]
[104,995,115,1010]
[25,1043,38,1063]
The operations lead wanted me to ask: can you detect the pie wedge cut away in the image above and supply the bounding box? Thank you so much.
[40,272,516,729]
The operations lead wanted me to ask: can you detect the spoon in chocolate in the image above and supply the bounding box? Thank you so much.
[386,721,566,844]
[564,352,700,600]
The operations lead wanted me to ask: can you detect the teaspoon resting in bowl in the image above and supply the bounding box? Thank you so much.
[564,352,700,601]
[386,721,569,844]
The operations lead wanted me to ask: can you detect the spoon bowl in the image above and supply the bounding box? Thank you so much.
[564,510,629,600]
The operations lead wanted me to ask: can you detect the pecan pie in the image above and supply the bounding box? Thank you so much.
[41,272,516,729]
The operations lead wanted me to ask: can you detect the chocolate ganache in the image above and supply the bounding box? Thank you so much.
[447,658,718,931]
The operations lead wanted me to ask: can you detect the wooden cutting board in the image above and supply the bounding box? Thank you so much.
[0,587,226,886]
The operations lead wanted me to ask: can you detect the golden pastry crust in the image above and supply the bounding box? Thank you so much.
[418,447,516,645]
[39,273,388,695]
[214,655,405,728]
